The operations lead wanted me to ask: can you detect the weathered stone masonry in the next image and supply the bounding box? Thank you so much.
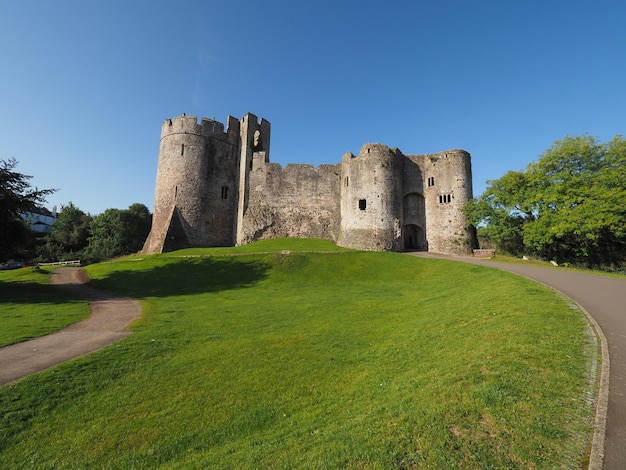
[143,113,477,255]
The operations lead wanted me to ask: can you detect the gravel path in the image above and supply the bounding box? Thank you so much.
[0,267,141,386]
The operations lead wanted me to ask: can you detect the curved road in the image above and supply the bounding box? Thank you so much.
[410,253,625,469]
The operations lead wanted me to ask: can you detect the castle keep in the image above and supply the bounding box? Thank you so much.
[143,113,476,255]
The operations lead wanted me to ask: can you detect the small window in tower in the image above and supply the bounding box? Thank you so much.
[345,176,349,187]
[359,199,367,210]
[221,186,229,199]
[439,194,452,204]
[428,176,435,187]
[181,144,185,156]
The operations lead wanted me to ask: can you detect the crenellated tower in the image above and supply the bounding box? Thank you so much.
[143,115,236,253]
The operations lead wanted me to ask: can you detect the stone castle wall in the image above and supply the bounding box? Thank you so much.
[143,113,477,255]
[239,158,341,244]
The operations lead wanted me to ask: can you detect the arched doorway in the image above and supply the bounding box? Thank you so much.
[404,224,427,251]
[403,193,427,251]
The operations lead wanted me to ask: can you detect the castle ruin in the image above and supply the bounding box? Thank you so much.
[142,113,477,255]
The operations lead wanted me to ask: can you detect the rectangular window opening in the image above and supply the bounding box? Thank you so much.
[358,199,367,210]
[221,186,229,199]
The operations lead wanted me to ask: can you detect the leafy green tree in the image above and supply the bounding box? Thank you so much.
[0,158,55,260]
[125,203,152,250]
[462,171,531,256]
[465,135,626,267]
[84,204,151,263]
[42,202,92,261]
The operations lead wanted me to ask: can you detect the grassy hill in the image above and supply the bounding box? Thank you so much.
[0,240,597,468]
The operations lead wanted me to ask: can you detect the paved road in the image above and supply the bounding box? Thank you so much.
[410,253,625,469]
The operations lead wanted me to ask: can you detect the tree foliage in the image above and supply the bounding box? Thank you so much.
[35,202,152,264]
[464,135,626,267]
[48,202,92,254]
[0,158,55,260]
[0,157,152,263]
[83,204,151,263]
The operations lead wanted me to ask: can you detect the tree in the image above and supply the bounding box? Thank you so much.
[125,203,152,250]
[84,204,151,263]
[464,135,626,267]
[42,202,92,261]
[0,158,55,260]
[463,170,532,255]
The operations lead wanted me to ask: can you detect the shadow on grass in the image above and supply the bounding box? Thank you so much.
[87,257,271,299]
[0,269,86,306]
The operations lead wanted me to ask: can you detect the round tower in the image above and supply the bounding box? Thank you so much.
[143,114,240,254]
[337,144,403,251]
[423,149,475,254]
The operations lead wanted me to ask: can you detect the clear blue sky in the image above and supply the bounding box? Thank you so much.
[2,1,624,215]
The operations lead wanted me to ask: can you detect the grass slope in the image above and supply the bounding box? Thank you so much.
[0,241,596,468]
[0,267,90,347]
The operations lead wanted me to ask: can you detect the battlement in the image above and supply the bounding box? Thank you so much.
[252,158,341,177]
[161,114,241,143]
[241,112,270,128]
[410,149,471,162]
[340,144,402,163]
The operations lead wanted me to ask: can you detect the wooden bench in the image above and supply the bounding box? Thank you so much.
[472,249,495,258]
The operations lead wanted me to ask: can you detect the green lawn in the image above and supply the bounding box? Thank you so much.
[0,240,598,468]
[0,267,90,347]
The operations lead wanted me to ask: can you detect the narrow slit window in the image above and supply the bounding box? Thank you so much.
[428,176,435,187]
[181,144,185,155]
[359,199,367,210]
[221,186,229,199]
[345,176,349,187]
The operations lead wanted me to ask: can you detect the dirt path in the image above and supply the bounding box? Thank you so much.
[0,267,142,386]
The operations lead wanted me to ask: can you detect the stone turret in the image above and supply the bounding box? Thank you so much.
[143,114,241,254]
[420,149,475,254]
[236,113,271,246]
[337,144,403,251]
